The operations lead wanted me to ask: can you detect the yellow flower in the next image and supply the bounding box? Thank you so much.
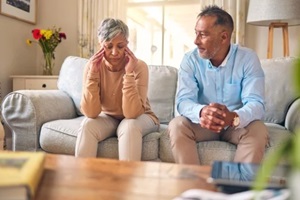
[26,39,32,45]
[41,29,53,40]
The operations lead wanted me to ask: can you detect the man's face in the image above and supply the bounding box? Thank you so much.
[194,16,224,60]
[101,33,128,66]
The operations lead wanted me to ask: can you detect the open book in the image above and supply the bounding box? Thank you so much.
[0,151,46,200]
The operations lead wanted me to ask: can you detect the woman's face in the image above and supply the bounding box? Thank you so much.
[101,33,128,66]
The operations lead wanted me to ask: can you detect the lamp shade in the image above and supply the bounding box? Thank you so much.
[247,0,300,26]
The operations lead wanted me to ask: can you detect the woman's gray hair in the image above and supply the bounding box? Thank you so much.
[97,18,129,42]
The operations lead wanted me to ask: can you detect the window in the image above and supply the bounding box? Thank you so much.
[127,0,201,67]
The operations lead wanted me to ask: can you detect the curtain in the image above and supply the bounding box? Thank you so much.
[78,0,246,58]
[199,0,247,46]
[78,0,127,58]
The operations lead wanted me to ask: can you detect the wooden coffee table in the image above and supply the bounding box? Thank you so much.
[35,154,216,200]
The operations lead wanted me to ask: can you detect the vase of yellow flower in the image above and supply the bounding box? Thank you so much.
[27,27,66,75]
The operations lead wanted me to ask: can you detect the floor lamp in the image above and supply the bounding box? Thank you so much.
[247,0,300,59]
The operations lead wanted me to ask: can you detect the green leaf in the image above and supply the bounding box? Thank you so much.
[252,137,292,191]
[294,57,300,96]
[291,130,300,169]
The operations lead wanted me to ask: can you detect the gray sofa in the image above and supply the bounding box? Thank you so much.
[1,56,299,165]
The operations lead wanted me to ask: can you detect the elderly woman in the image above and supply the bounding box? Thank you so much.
[75,18,159,161]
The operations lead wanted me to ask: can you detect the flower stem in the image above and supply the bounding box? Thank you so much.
[43,52,54,75]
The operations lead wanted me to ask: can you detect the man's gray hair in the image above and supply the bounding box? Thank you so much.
[97,18,129,42]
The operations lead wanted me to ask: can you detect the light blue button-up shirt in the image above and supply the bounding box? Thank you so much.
[176,44,265,128]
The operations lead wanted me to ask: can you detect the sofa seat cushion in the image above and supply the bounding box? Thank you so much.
[264,123,292,149]
[159,123,292,165]
[40,117,161,161]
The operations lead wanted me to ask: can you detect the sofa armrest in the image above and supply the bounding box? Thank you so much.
[1,90,77,151]
[285,98,300,133]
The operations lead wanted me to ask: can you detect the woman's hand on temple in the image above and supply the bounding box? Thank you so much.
[89,48,104,73]
[124,47,138,74]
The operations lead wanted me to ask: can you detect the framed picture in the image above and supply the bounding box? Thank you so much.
[0,0,36,24]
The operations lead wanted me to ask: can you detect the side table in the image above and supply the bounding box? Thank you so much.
[10,75,59,90]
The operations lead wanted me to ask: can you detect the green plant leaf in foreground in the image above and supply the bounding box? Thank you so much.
[252,136,292,191]
[293,57,300,96]
[290,129,300,169]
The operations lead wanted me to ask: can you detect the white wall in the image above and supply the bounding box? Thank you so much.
[0,0,78,100]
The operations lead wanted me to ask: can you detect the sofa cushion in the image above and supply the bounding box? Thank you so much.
[39,117,161,161]
[261,57,298,124]
[58,56,88,116]
[148,65,178,124]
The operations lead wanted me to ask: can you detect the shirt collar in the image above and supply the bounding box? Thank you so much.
[219,45,232,67]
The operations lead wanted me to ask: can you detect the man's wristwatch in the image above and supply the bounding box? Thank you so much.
[231,112,240,127]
